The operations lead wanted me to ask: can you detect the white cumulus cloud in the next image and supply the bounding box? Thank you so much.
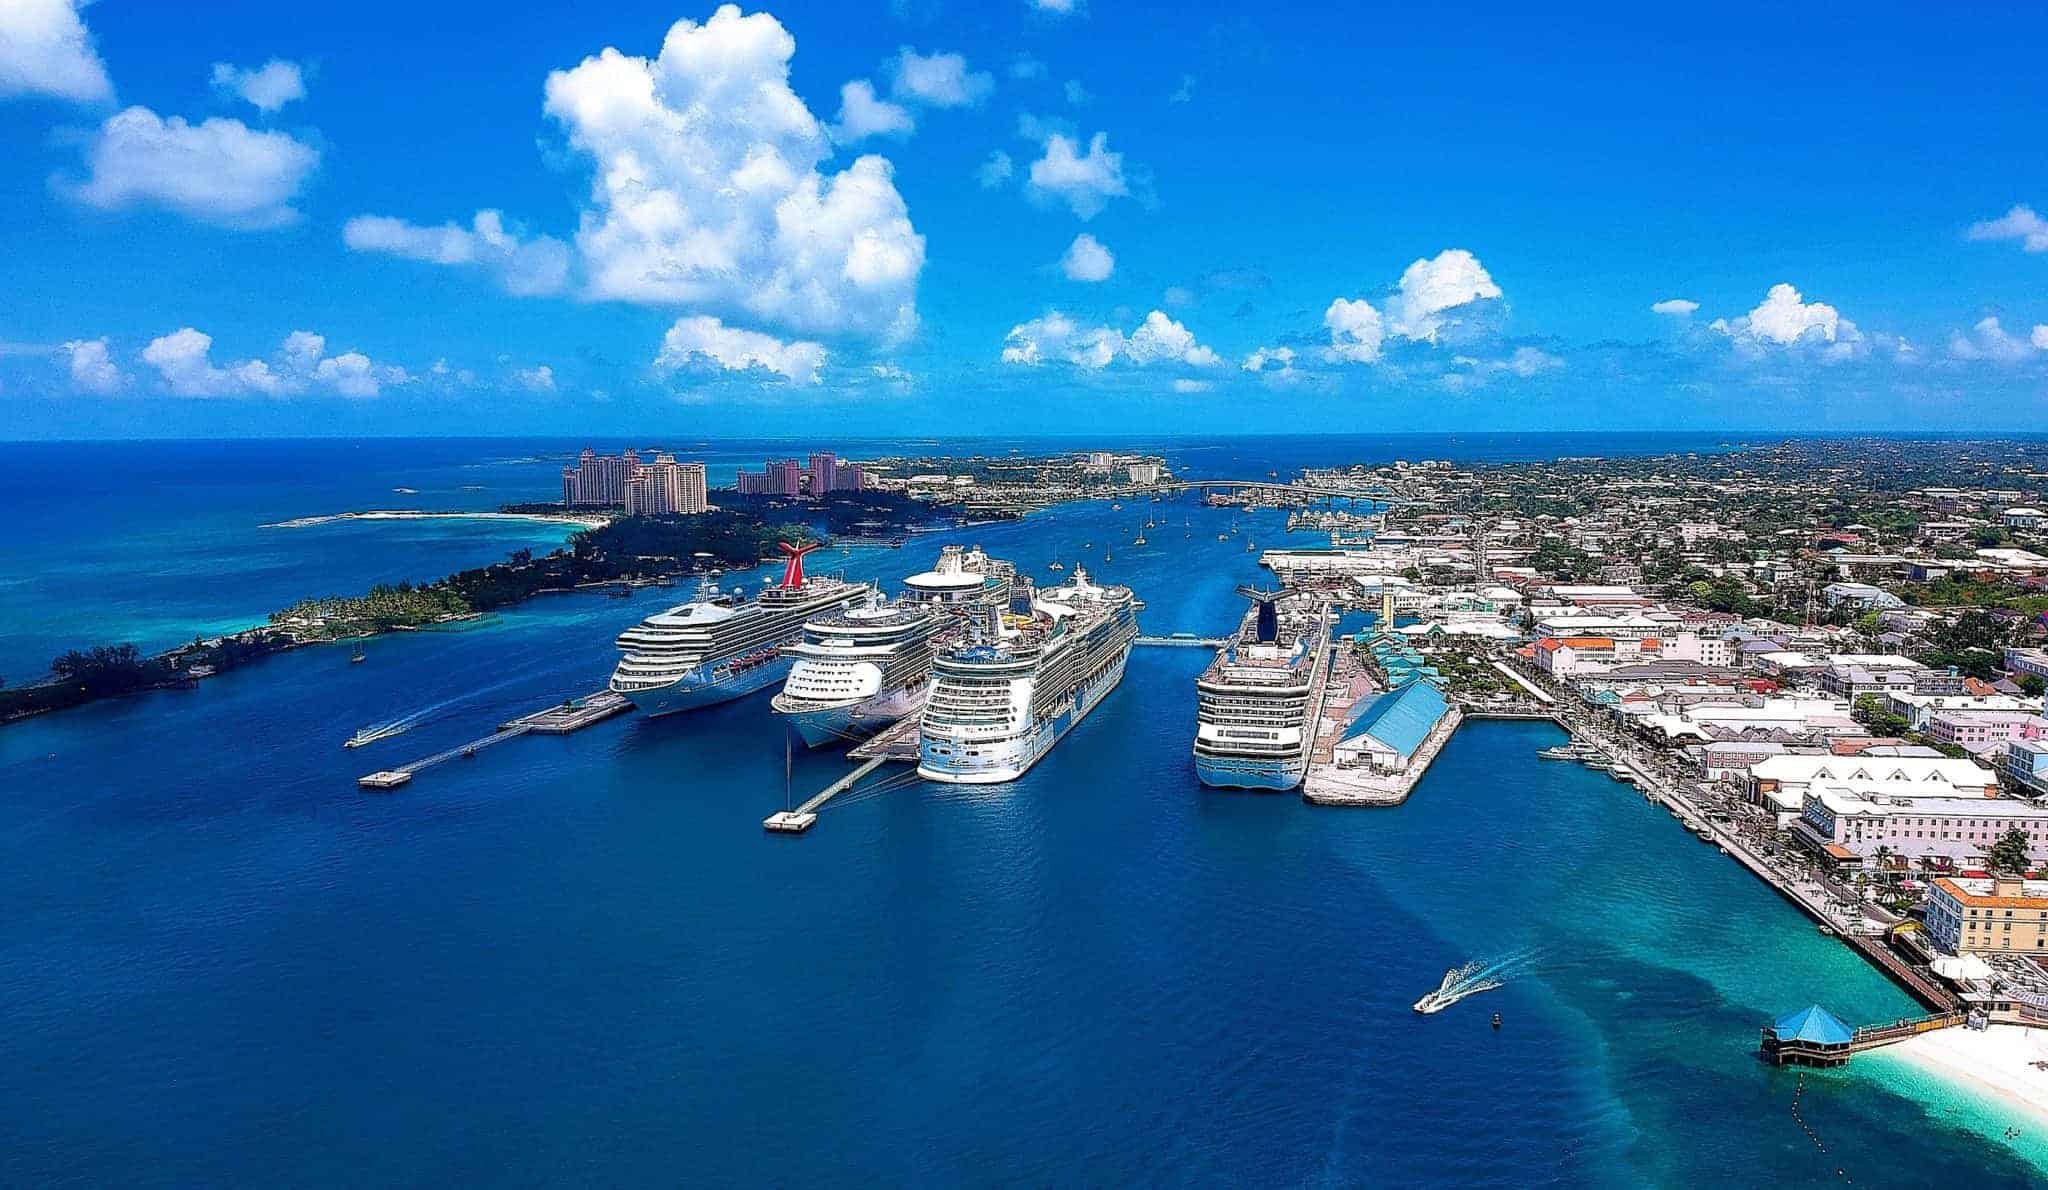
[1026,132,1128,219]
[1948,316,2047,364]
[1712,283,1851,345]
[1060,232,1113,281]
[1387,249,1502,341]
[888,48,991,108]
[1030,0,1080,13]
[1323,297,1386,363]
[1171,378,1212,393]
[1242,345,1295,374]
[832,78,914,141]
[0,0,112,104]
[61,337,123,394]
[69,106,319,229]
[343,210,572,297]
[656,314,826,384]
[209,59,306,113]
[140,328,406,398]
[1967,205,2048,254]
[515,364,557,393]
[542,5,925,343]
[1651,298,1699,316]
[1000,309,1216,369]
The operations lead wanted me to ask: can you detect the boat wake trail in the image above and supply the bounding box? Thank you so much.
[1412,948,1540,1014]
[343,660,566,750]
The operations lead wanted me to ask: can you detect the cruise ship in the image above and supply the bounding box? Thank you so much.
[771,545,1015,747]
[1192,587,1332,791]
[917,566,1141,784]
[609,542,869,716]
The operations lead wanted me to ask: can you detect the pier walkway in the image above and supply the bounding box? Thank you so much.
[765,756,892,833]
[769,715,925,832]
[358,691,631,790]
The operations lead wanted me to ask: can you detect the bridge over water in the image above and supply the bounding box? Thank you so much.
[1154,479,1413,507]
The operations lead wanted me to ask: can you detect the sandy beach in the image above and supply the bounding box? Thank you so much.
[1890,1025,2048,1128]
[265,509,610,530]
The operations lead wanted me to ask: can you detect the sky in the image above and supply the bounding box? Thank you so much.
[3,0,2048,439]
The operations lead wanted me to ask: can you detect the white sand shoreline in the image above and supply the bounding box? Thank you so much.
[1888,1024,2048,1129]
[265,509,609,530]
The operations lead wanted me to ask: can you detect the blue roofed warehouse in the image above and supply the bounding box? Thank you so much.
[1333,681,1449,773]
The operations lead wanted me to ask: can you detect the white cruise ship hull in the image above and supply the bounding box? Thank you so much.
[918,653,1127,784]
[619,653,796,717]
[774,684,928,748]
[1195,753,1308,791]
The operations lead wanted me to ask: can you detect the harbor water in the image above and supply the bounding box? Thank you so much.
[0,437,2042,1185]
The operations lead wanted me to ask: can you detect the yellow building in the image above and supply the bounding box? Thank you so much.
[1926,876,2048,956]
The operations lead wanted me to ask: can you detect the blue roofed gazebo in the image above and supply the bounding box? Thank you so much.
[1761,1005,1856,1066]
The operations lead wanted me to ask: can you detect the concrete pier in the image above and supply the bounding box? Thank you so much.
[1302,707,1463,806]
[764,755,891,833]
[357,690,632,790]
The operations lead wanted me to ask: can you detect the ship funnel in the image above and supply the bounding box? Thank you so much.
[1236,584,1285,645]
[778,540,819,588]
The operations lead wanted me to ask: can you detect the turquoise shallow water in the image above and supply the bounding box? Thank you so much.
[1,439,2042,1184]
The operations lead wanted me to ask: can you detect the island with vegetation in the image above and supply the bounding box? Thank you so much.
[2,491,956,726]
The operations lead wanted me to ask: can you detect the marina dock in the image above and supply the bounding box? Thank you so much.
[357,691,631,790]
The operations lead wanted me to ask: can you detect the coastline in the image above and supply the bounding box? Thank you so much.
[264,509,611,530]
[1885,1026,2048,1130]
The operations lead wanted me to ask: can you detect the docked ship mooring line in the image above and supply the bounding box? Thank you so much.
[818,766,925,812]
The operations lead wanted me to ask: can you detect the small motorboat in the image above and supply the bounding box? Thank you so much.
[1491,1013,1502,1030]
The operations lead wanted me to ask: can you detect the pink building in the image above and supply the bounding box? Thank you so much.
[1926,709,2048,755]
[562,447,639,505]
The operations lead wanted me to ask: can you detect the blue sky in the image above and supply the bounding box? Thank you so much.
[3,0,2048,438]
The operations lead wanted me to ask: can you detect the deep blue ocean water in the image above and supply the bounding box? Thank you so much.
[2,436,2043,1185]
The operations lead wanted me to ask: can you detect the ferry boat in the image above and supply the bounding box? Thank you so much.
[1192,587,1331,791]
[917,566,1141,784]
[343,722,404,749]
[608,543,869,717]
[771,545,1014,747]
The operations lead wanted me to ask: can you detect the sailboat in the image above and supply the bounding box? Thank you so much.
[350,644,367,664]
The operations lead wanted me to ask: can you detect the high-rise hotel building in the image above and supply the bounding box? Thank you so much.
[623,453,709,517]
[735,452,865,496]
[564,447,707,516]
[562,448,641,506]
